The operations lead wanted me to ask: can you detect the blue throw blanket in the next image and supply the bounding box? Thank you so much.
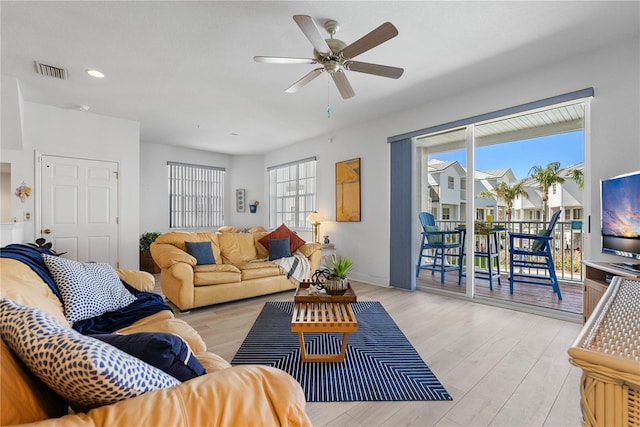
[0,244,172,334]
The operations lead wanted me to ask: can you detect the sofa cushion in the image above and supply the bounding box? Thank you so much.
[259,224,306,254]
[42,255,136,323]
[218,232,257,265]
[268,237,292,260]
[237,261,283,281]
[185,241,216,265]
[0,298,179,412]
[193,263,242,286]
[90,332,206,382]
[254,232,270,259]
[154,232,221,265]
[0,258,68,325]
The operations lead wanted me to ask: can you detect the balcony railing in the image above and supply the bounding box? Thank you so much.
[434,219,584,282]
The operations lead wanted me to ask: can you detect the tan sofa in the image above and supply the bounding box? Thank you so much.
[150,228,322,311]
[0,254,311,426]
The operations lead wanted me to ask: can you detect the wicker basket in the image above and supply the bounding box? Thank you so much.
[568,277,640,427]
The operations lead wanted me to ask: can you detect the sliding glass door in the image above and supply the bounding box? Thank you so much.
[413,99,586,314]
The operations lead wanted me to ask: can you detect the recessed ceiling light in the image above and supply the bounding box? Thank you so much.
[86,69,104,78]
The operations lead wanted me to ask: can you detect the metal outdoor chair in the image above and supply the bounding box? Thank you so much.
[416,212,463,283]
[508,209,563,299]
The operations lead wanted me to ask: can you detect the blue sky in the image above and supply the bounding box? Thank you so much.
[431,131,584,180]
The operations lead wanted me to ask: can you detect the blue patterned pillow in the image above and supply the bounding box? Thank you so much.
[0,299,179,412]
[42,255,136,323]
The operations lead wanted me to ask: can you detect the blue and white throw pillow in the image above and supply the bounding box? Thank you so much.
[0,298,179,412]
[42,255,136,323]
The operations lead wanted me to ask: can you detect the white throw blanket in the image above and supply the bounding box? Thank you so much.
[271,251,310,283]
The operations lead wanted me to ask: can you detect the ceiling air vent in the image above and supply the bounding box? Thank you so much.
[34,61,67,80]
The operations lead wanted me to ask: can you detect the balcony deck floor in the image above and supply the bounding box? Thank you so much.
[416,271,583,315]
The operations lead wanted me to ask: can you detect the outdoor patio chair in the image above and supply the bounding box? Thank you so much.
[508,209,563,299]
[416,212,463,283]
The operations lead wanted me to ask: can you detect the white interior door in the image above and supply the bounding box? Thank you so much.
[40,155,119,265]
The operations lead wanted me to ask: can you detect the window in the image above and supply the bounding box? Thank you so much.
[442,207,450,220]
[448,176,455,189]
[552,183,557,194]
[573,208,583,219]
[268,157,316,229]
[168,162,224,229]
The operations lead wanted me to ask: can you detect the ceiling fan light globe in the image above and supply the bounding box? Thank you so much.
[325,60,341,74]
[326,38,347,53]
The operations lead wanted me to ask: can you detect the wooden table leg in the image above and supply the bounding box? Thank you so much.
[298,332,351,363]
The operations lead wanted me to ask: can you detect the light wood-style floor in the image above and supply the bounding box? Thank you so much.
[160,279,583,427]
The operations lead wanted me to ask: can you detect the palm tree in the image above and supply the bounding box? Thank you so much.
[570,168,584,190]
[478,181,529,222]
[526,161,565,223]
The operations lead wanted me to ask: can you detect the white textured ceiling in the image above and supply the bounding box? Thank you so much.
[1,1,638,155]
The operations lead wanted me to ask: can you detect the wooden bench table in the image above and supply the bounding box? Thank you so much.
[291,302,358,362]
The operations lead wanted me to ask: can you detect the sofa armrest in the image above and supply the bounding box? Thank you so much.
[116,269,155,292]
[150,242,196,269]
[297,242,321,258]
[298,242,322,273]
[31,366,311,427]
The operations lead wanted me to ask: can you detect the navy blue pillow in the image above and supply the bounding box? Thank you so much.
[184,241,215,265]
[268,237,291,261]
[90,332,206,382]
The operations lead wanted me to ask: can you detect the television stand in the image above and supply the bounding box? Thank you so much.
[611,262,640,272]
[583,260,640,322]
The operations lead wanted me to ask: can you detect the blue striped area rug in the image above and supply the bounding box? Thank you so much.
[231,301,452,402]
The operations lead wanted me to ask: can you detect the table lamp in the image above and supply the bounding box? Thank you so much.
[306,211,324,243]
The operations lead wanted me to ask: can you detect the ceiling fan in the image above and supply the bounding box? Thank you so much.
[254,15,404,99]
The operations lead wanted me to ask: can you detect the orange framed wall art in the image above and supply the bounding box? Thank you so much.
[336,157,361,222]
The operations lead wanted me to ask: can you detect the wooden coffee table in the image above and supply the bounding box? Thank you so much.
[291,302,358,362]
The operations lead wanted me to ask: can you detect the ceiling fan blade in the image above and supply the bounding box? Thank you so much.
[285,68,324,93]
[331,71,355,99]
[346,61,404,79]
[339,22,399,59]
[293,15,331,55]
[254,56,316,64]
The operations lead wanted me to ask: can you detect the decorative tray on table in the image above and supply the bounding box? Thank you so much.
[294,280,357,303]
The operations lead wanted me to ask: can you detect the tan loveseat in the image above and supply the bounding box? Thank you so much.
[0,255,311,426]
[150,228,322,311]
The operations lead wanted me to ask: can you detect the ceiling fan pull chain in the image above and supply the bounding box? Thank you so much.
[327,75,331,118]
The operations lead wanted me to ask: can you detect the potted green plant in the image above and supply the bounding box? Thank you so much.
[325,255,353,295]
[139,232,161,274]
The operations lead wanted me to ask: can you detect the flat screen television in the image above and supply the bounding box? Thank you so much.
[601,170,640,269]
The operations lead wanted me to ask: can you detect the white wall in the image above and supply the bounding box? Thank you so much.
[263,35,639,286]
[6,34,634,280]
[139,146,273,231]
[0,102,141,269]
[139,142,232,233]
[227,155,266,228]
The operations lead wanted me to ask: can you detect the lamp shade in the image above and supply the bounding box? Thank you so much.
[306,211,324,224]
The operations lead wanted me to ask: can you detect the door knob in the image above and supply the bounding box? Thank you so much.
[43,229,51,234]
